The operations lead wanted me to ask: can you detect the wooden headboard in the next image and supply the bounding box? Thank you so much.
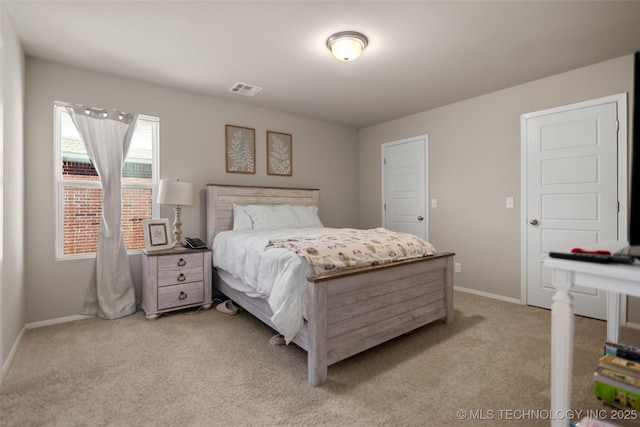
[206,184,320,245]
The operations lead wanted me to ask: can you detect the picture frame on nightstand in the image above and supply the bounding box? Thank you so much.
[142,218,172,251]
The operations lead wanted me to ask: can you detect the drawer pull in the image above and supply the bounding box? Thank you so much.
[177,273,186,282]
[179,291,187,301]
[177,258,187,267]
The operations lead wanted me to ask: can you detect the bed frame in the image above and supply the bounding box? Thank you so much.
[206,184,454,386]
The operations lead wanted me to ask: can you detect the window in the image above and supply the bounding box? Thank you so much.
[54,103,159,259]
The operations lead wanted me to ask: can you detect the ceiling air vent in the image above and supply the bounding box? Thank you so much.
[228,82,263,97]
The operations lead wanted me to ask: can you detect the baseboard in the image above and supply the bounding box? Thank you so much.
[2,326,26,380]
[2,314,93,380]
[625,321,640,330]
[454,287,640,329]
[25,314,93,330]
[454,286,522,305]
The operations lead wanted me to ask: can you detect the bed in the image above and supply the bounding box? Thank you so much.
[206,184,455,386]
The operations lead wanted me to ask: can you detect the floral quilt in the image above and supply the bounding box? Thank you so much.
[266,227,436,276]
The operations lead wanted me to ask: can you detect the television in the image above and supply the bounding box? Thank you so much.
[625,51,640,256]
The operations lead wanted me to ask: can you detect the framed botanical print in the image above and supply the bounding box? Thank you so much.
[142,218,172,251]
[226,125,256,174]
[266,131,292,176]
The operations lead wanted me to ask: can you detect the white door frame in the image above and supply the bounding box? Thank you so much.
[520,93,628,319]
[381,135,429,241]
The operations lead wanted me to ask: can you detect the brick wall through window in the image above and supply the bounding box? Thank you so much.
[63,160,152,255]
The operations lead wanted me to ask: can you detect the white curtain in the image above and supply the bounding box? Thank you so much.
[68,105,138,319]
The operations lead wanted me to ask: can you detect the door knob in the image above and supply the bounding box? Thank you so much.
[417,216,424,221]
[529,219,539,225]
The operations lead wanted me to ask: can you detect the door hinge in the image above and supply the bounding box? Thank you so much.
[383,158,386,165]
[384,203,386,211]
[618,201,620,212]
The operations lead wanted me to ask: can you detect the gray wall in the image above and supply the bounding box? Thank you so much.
[24,57,359,323]
[358,54,640,321]
[1,3,25,377]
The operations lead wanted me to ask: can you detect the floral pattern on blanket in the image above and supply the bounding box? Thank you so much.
[266,227,436,276]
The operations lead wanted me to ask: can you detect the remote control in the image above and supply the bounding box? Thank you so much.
[549,251,635,264]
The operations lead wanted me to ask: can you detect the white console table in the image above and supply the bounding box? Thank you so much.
[544,258,640,427]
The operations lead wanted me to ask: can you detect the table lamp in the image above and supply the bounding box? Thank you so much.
[157,178,194,250]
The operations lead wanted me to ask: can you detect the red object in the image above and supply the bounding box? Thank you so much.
[571,248,611,255]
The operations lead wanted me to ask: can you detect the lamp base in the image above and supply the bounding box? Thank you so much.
[172,205,186,250]
[172,241,187,251]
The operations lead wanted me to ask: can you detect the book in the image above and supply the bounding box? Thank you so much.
[605,341,640,363]
[596,366,640,390]
[599,354,640,377]
[593,368,640,410]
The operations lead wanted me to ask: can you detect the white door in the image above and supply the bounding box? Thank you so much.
[522,95,626,319]
[382,136,428,240]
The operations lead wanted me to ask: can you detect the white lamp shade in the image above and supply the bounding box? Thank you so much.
[157,179,194,206]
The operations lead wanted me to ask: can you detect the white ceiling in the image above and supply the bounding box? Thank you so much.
[6,1,640,128]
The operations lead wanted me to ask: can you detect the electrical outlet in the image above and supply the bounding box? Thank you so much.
[455,262,462,273]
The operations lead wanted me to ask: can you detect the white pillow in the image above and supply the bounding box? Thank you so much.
[242,204,324,230]
[232,204,253,230]
[290,205,324,228]
[244,204,300,230]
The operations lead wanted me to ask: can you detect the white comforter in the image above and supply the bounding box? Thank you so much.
[212,227,325,343]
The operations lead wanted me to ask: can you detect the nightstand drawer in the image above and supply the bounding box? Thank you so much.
[157,266,203,287]
[157,282,204,310]
[157,253,202,271]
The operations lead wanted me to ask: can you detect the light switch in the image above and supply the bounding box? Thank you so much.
[506,197,514,209]
[431,199,437,208]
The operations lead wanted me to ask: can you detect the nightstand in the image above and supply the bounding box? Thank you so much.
[141,248,212,319]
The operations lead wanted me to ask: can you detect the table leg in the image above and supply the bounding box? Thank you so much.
[606,291,620,343]
[550,269,575,427]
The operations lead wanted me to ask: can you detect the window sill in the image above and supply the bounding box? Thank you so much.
[55,248,145,261]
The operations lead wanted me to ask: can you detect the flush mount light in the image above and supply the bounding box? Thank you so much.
[326,31,368,62]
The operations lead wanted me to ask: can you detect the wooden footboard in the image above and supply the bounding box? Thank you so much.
[214,252,454,386]
[306,252,454,386]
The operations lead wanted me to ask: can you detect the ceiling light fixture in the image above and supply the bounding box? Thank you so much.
[326,31,368,62]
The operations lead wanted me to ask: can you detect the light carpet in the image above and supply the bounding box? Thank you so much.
[2,291,640,426]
